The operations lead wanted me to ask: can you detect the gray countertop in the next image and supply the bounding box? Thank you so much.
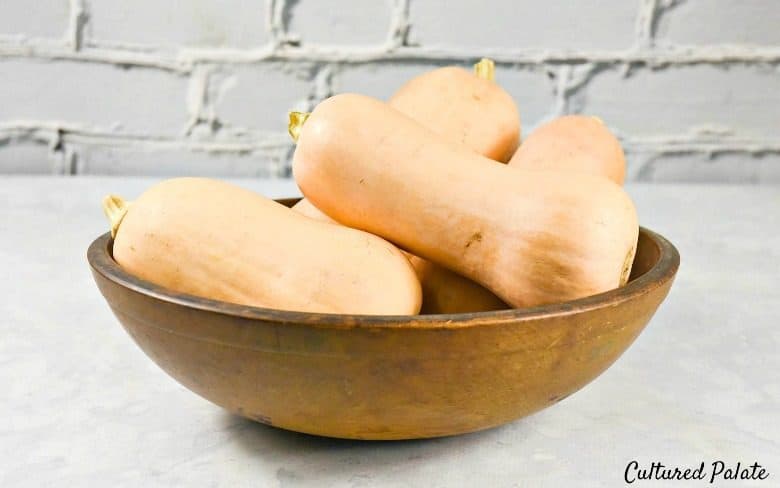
[1,177,778,487]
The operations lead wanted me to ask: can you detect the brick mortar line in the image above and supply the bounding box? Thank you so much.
[635,0,685,49]
[386,0,412,49]
[627,138,780,155]
[0,122,291,153]
[2,39,780,73]
[67,0,89,50]
[185,66,212,133]
[2,123,779,156]
[267,0,289,47]
[0,40,189,72]
[635,0,659,49]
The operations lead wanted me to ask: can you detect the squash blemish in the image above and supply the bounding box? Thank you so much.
[465,231,483,249]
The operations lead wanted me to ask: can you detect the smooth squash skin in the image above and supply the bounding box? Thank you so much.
[110,177,421,315]
[388,60,521,313]
[389,66,520,163]
[292,198,338,224]
[293,61,514,315]
[293,94,639,308]
[509,115,626,184]
[292,199,508,314]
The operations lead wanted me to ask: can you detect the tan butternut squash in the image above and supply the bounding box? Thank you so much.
[291,198,337,224]
[509,115,626,184]
[290,60,513,314]
[293,94,638,308]
[292,199,508,314]
[405,255,508,314]
[389,59,520,163]
[104,177,421,315]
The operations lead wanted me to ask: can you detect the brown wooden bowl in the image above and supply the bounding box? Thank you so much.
[88,199,679,440]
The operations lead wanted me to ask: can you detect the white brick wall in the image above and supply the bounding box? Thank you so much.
[0,1,69,40]
[656,0,780,46]
[0,0,778,182]
[89,0,269,48]
[0,60,188,135]
[287,1,395,46]
[578,65,780,138]
[409,0,638,50]
[213,63,315,132]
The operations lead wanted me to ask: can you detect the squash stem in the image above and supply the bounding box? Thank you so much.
[102,194,130,239]
[288,111,311,142]
[473,58,495,81]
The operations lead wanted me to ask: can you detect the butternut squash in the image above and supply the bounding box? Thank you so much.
[405,255,508,314]
[292,198,337,224]
[292,199,508,314]
[290,60,513,314]
[389,59,520,163]
[509,115,626,184]
[104,177,421,315]
[293,94,639,308]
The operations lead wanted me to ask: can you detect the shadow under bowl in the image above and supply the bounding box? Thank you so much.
[88,199,679,440]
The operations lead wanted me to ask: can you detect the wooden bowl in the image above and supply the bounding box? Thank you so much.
[88,199,679,440]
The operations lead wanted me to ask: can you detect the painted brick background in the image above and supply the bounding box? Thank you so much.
[0,0,778,182]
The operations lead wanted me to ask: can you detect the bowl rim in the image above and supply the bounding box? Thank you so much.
[88,225,679,329]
